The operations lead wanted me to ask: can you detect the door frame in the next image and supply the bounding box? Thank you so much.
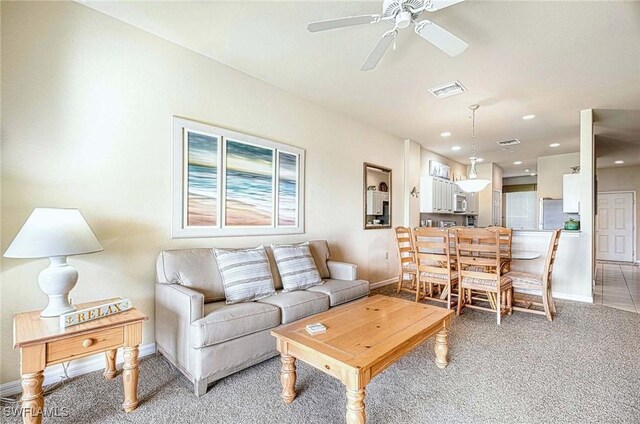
[596,190,636,263]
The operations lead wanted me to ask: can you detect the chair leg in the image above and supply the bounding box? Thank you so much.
[415,280,422,303]
[496,290,501,325]
[396,273,402,293]
[548,287,557,314]
[456,286,464,316]
[507,288,513,315]
[542,287,553,321]
[446,283,451,310]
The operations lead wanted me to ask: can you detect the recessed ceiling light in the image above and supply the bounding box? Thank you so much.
[549,143,560,147]
[615,160,624,164]
[514,161,523,165]
[524,168,530,173]
[522,114,536,120]
[530,173,537,176]
[451,145,461,151]
[476,158,484,162]
[441,132,452,137]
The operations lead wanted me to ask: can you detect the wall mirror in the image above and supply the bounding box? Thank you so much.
[364,163,392,230]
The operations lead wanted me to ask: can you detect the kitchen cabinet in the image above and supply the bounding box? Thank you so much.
[366,190,389,215]
[563,173,580,213]
[420,176,454,214]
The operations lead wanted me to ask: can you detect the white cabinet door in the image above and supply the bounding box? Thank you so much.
[596,192,634,262]
[563,174,580,213]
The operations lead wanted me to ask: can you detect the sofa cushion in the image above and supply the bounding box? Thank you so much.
[156,248,224,302]
[214,246,276,304]
[306,279,370,307]
[308,240,331,279]
[272,243,322,292]
[190,301,281,348]
[258,290,329,324]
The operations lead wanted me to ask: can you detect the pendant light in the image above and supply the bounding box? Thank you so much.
[456,104,491,193]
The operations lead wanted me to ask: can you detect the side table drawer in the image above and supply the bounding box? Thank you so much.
[47,327,124,364]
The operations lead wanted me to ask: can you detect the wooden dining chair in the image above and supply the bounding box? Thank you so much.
[411,227,459,309]
[394,226,417,295]
[487,226,513,272]
[505,229,561,321]
[455,228,513,324]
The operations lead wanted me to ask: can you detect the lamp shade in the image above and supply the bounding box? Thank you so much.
[4,208,103,258]
[455,179,491,193]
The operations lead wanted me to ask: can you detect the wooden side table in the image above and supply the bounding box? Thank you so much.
[13,298,148,424]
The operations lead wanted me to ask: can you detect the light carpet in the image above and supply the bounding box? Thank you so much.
[4,286,640,423]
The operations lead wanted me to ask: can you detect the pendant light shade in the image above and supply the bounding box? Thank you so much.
[455,105,491,193]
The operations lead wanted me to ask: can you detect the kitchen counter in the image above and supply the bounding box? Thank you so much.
[510,230,592,302]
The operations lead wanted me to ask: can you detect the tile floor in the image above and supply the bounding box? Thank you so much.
[594,262,640,313]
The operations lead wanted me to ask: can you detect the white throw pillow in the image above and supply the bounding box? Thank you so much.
[271,243,323,292]
[214,246,276,304]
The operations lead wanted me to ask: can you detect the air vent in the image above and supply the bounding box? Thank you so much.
[496,139,521,147]
[429,81,467,98]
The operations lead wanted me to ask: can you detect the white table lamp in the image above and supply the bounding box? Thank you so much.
[4,208,103,317]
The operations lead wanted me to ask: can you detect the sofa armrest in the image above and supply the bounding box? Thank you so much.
[327,260,358,281]
[155,283,205,372]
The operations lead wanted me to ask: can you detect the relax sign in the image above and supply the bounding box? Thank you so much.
[59,299,132,328]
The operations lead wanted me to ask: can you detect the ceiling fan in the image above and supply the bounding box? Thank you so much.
[307,0,468,71]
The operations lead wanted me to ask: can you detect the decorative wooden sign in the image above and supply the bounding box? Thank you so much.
[60,298,132,328]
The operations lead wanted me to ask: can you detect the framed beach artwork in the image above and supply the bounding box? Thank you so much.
[429,160,451,180]
[172,117,305,238]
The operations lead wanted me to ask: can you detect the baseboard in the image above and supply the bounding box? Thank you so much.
[552,292,593,303]
[0,342,156,397]
[370,278,397,290]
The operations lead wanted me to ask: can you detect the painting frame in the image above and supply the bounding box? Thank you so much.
[172,116,305,238]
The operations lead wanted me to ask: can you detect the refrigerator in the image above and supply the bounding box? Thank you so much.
[539,198,579,230]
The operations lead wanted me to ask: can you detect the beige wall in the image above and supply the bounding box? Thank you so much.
[0,2,405,383]
[537,152,580,200]
[475,163,503,227]
[597,165,640,255]
[404,140,422,227]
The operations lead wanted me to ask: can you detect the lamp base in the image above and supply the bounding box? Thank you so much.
[38,256,78,318]
[40,295,77,317]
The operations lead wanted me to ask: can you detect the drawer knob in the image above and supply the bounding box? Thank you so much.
[82,338,95,348]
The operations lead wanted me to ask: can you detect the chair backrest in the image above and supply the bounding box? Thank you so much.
[455,228,502,288]
[395,226,416,271]
[411,227,453,279]
[543,229,561,289]
[486,226,512,258]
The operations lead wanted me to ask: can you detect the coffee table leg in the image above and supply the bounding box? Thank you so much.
[280,354,297,404]
[434,328,449,369]
[346,388,366,424]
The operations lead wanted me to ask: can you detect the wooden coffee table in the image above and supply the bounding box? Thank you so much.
[271,295,454,423]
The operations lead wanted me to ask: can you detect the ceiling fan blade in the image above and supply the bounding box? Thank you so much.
[414,19,469,57]
[307,14,380,33]
[361,30,397,71]
[425,0,465,12]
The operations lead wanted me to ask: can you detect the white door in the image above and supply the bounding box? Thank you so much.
[597,192,635,262]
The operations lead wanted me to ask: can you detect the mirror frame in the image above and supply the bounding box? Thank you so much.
[363,162,392,230]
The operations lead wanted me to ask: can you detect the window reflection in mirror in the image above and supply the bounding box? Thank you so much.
[364,163,392,230]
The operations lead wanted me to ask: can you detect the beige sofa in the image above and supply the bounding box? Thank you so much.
[155,240,370,396]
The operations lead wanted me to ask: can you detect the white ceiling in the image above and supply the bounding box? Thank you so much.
[80,0,640,177]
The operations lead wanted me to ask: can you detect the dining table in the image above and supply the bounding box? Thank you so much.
[511,251,541,260]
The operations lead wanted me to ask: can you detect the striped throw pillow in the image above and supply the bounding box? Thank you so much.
[214,246,276,304]
[271,243,323,292]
